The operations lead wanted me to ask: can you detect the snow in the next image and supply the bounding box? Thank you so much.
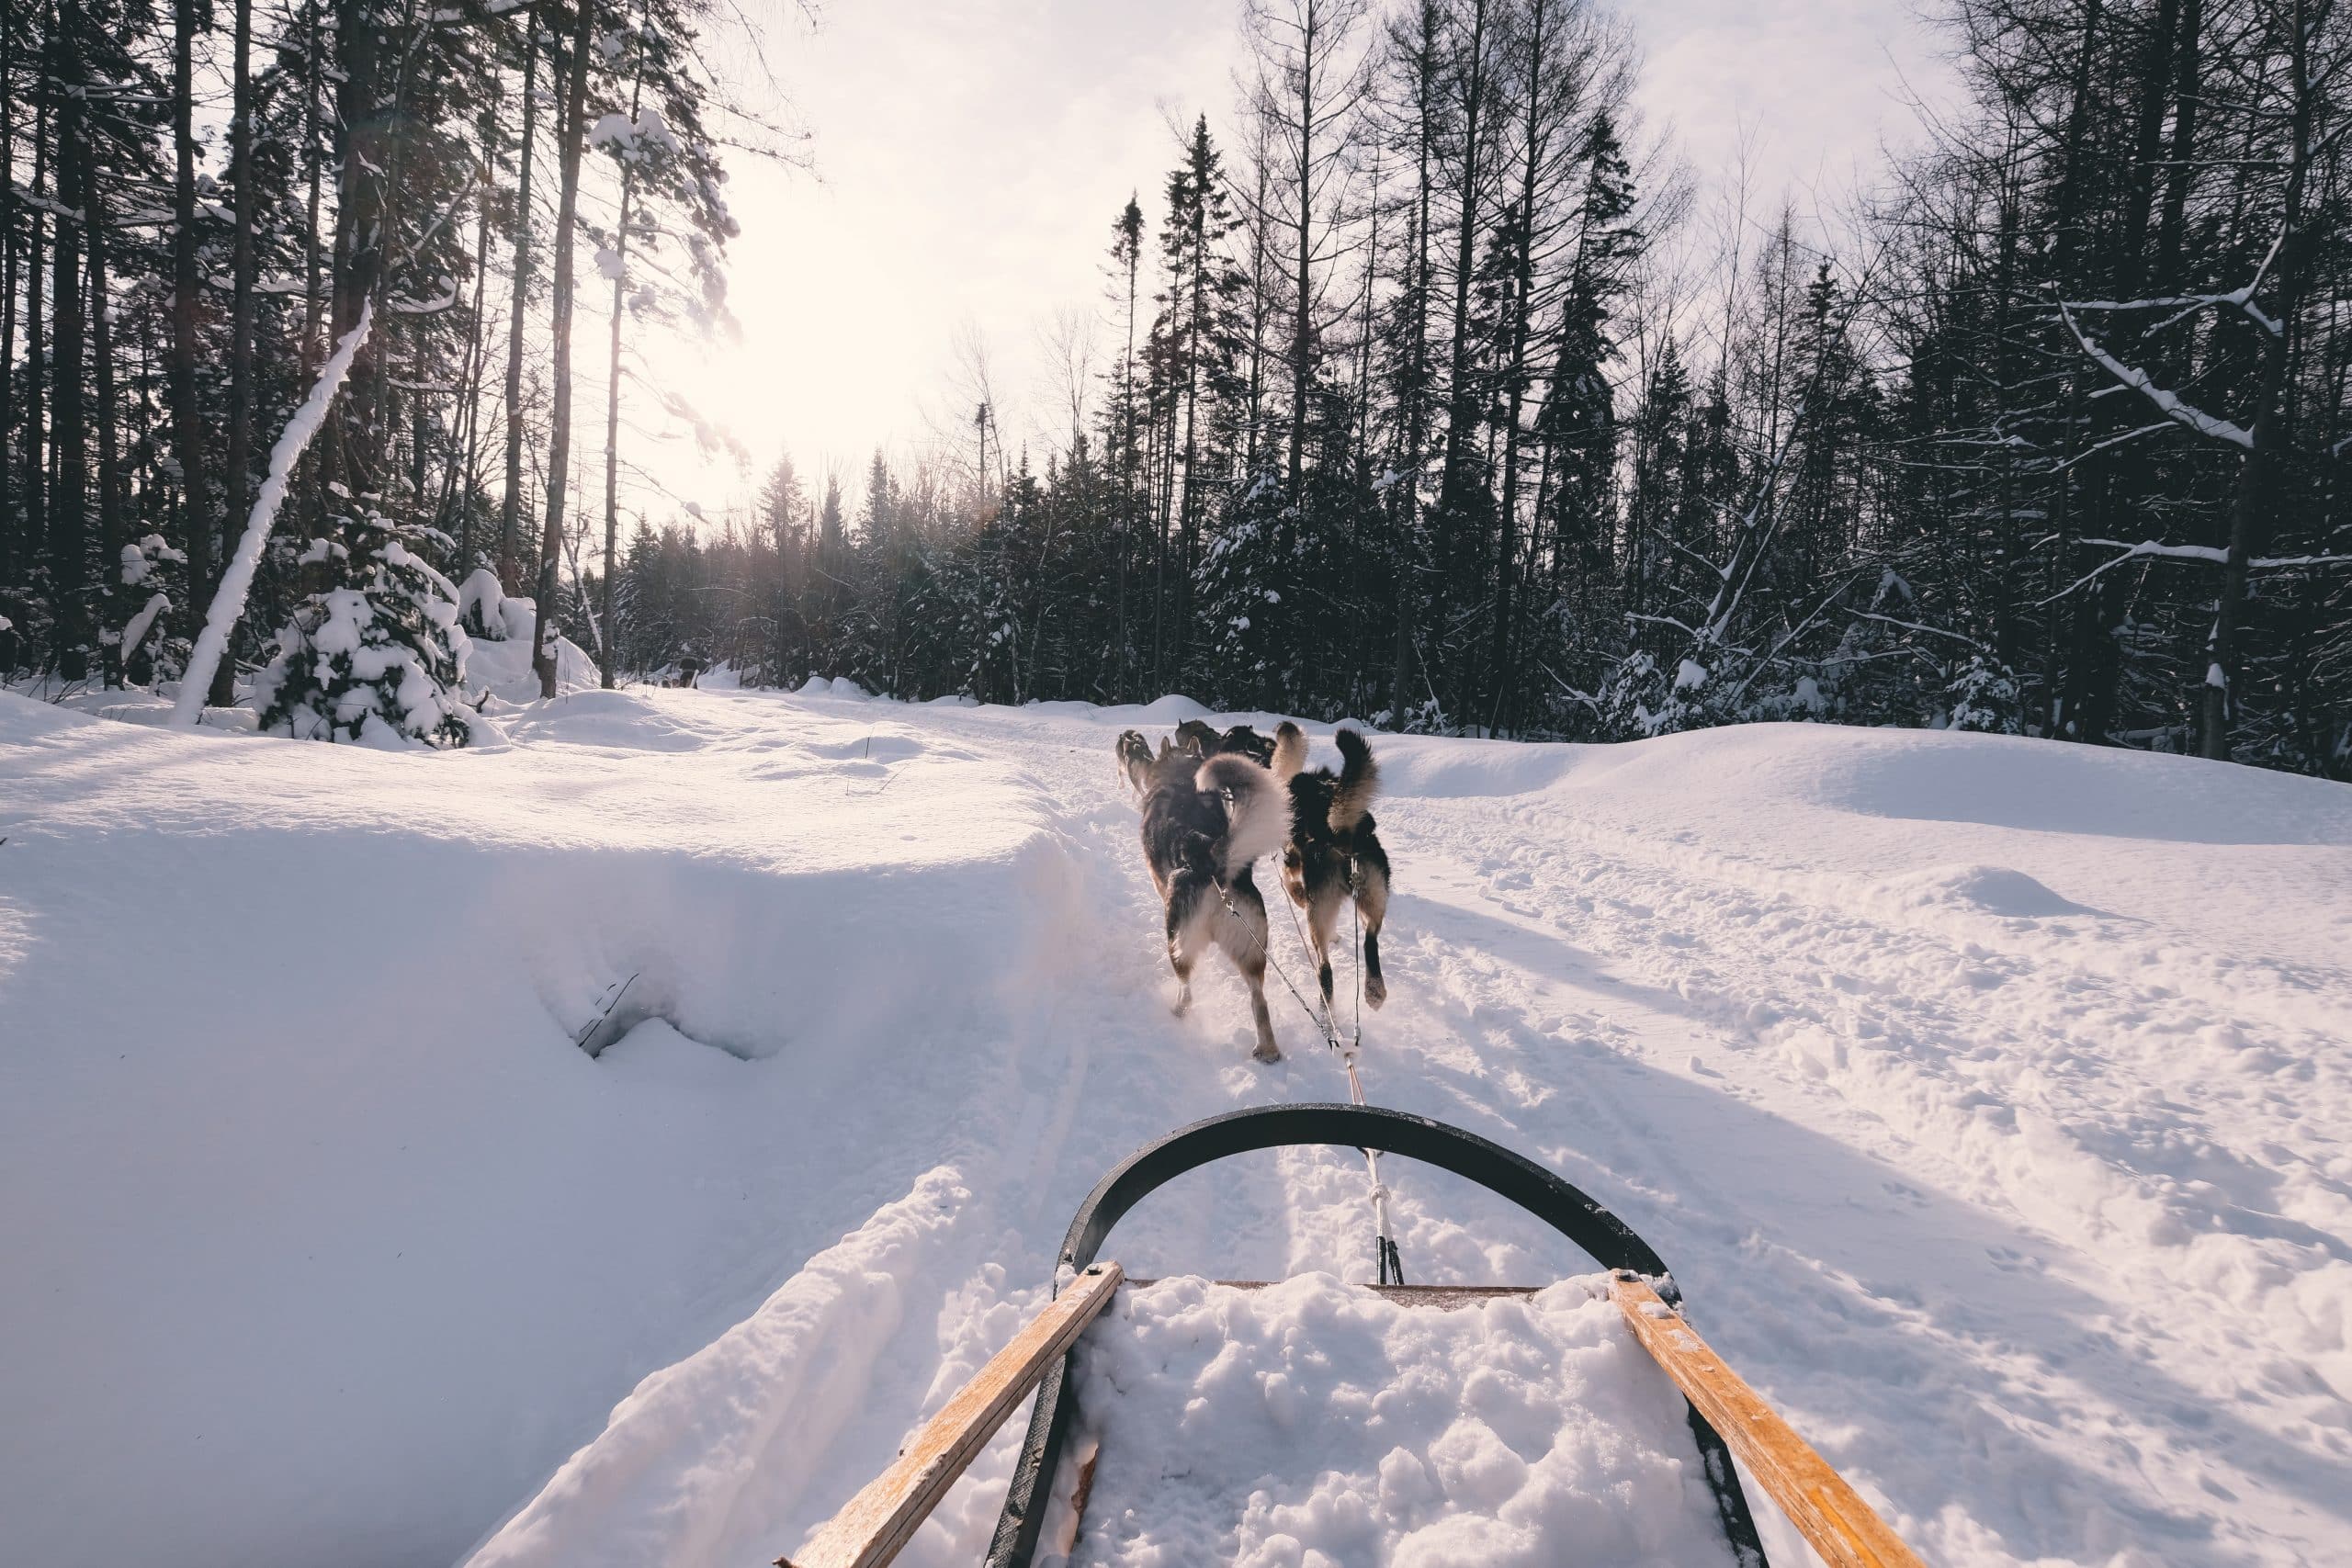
[466,625,601,703]
[2,692,2348,1568]
[119,592,172,660]
[458,567,514,637]
[1061,1276,1731,1566]
[590,107,684,160]
[468,1165,975,1568]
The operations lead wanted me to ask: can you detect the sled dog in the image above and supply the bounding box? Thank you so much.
[1271,722,1392,1011]
[1173,718,1279,768]
[1117,731,1293,1062]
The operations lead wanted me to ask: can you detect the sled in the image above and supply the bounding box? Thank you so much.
[780,1103,1925,1568]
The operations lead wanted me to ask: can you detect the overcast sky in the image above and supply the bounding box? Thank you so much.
[622,0,1954,524]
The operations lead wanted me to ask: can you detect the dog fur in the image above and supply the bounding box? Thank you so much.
[1271,721,1392,1011]
[1118,730,1292,1061]
[1115,728,1157,795]
[1173,718,1278,767]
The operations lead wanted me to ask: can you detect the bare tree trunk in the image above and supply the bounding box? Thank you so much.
[216,0,256,705]
[48,0,89,679]
[1438,0,1492,492]
[168,0,209,653]
[1387,2,1440,728]
[445,93,499,565]
[1487,0,1560,731]
[1285,0,1319,502]
[89,144,122,684]
[22,99,49,660]
[301,0,324,374]
[601,21,648,692]
[0,14,17,669]
[499,17,543,591]
[530,0,594,697]
[2154,0,2205,290]
[2200,0,2316,761]
[1116,199,1139,698]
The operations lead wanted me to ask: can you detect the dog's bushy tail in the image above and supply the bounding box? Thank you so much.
[1114,729,1153,795]
[1271,721,1309,782]
[1198,754,1293,879]
[1329,728,1379,830]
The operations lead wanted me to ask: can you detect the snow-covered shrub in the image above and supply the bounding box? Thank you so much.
[251,511,477,747]
[1940,654,2024,733]
[113,534,189,684]
[1601,647,1725,737]
[456,568,538,644]
[458,568,506,639]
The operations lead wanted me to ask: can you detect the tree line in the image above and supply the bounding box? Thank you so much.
[0,0,749,728]
[596,0,2352,775]
[6,0,2349,773]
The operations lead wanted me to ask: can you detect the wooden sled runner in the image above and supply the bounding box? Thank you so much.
[783,1103,1925,1568]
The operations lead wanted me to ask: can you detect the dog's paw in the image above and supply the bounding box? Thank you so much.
[1364,975,1388,1009]
[1252,1041,1283,1065]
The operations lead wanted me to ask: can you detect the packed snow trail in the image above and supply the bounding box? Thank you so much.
[1,683,2347,1567]
[1062,1276,1736,1566]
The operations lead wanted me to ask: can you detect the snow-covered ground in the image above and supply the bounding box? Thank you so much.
[3,683,2347,1567]
[1062,1275,1735,1566]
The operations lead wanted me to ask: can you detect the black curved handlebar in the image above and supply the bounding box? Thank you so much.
[1054,1101,1669,1284]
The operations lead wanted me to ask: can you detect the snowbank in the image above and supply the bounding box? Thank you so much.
[0,690,1069,1568]
[467,1167,973,1567]
[466,624,602,703]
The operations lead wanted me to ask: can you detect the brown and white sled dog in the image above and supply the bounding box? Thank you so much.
[1271,722,1392,1011]
[1114,728,1294,1062]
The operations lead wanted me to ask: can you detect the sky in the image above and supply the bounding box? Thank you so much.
[620,0,1957,529]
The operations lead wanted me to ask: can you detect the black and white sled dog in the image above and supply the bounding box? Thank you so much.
[1114,728,1294,1062]
[1270,722,1392,1012]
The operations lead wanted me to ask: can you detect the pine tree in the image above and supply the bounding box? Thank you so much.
[252,512,478,747]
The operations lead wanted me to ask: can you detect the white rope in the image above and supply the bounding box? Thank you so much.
[1218,849,1403,1283]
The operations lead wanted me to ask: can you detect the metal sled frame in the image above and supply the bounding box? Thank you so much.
[783,1103,1925,1568]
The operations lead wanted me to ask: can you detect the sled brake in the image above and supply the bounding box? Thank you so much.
[781,1103,1925,1568]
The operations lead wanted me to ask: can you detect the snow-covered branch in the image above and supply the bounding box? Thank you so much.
[2064,283,2281,339]
[2040,536,2352,605]
[2079,538,2352,569]
[386,283,461,315]
[2057,302,2254,448]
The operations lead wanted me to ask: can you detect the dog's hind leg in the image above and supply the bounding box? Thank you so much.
[1216,877,1282,1064]
[1353,854,1391,1009]
[1306,879,1343,1013]
[1166,873,1206,1018]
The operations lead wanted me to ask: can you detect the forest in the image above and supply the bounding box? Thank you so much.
[2,0,2349,773]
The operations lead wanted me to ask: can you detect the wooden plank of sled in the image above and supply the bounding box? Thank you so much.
[1610,1272,1927,1568]
[779,1261,1123,1568]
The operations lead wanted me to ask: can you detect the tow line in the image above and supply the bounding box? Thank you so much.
[1220,852,1403,1283]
